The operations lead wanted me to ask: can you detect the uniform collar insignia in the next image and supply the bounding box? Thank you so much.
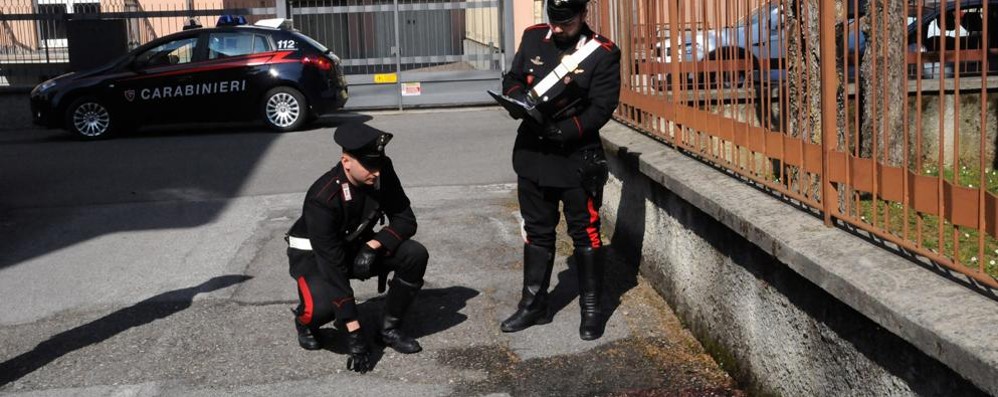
[341,182,353,201]
[530,56,544,66]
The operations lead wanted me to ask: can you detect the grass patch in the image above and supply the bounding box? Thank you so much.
[848,163,998,280]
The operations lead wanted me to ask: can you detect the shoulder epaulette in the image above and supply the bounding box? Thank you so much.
[593,34,617,51]
[313,177,343,203]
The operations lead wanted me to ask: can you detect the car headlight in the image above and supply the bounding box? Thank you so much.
[32,79,57,95]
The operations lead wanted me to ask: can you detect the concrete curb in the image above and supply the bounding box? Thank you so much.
[600,120,998,395]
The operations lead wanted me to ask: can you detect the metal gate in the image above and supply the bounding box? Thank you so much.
[289,0,508,110]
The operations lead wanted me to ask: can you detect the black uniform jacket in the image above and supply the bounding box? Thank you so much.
[287,159,416,320]
[502,23,621,188]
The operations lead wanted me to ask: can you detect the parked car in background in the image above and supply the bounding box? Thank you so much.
[30,17,348,139]
[647,3,867,90]
[906,0,998,79]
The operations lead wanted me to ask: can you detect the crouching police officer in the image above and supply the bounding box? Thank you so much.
[286,122,429,373]
[499,0,621,340]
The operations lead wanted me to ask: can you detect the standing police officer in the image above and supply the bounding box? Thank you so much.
[499,0,621,340]
[286,122,429,373]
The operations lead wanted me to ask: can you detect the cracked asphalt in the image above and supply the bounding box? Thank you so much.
[0,108,742,396]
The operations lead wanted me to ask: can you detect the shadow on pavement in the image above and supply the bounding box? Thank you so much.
[405,286,479,339]
[0,113,370,272]
[545,246,639,333]
[310,286,479,370]
[547,260,579,321]
[0,275,250,387]
[540,145,648,330]
[118,113,372,140]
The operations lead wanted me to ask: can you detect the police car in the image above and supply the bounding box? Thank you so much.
[30,16,348,139]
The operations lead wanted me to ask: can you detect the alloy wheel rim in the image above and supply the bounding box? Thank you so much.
[73,102,110,137]
[266,93,300,128]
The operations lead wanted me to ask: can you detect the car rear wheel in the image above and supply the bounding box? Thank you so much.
[262,87,308,132]
[65,97,116,139]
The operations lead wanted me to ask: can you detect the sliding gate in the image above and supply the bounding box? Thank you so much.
[290,0,507,109]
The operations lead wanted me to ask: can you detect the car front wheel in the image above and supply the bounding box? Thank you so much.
[262,87,308,132]
[65,97,116,139]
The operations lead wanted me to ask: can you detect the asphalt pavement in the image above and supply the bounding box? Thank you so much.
[0,108,741,396]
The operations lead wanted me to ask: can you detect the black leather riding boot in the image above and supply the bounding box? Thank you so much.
[380,277,423,354]
[292,306,321,350]
[500,243,555,332]
[576,247,604,340]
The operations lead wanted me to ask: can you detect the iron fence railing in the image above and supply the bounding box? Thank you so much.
[602,0,998,289]
[0,0,275,85]
[289,0,502,75]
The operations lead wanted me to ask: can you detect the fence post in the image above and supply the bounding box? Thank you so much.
[277,0,287,19]
[668,0,680,140]
[500,0,514,72]
[819,0,837,226]
[392,0,402,111]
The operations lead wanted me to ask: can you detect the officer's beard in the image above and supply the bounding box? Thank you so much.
[552,33,580,49]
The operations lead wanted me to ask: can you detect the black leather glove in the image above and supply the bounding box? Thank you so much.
[346,330,373,374]
[540,121,567,143]
[508,89,528,103]
[507,86,535,105]
[352,245,378,280]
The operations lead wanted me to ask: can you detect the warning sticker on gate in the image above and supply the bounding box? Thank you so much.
[401,82,422,96]
[374,73,397,84]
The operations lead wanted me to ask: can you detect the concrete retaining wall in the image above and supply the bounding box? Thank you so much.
[600,121,998,396]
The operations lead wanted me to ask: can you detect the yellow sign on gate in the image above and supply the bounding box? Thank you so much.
[374,73,398,84]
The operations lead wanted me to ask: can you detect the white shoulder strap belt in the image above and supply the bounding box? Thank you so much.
[530,36,603,100]
[288,236,313,250]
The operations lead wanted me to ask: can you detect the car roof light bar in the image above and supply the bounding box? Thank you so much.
[217,15,247,27]
[254,18,294,30]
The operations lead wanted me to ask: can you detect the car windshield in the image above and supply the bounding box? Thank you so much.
[736,4,779,27]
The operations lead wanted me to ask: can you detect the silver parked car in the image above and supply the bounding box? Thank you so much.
[647,3,867,90]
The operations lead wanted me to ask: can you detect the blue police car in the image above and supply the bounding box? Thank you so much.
[30,16,348,139]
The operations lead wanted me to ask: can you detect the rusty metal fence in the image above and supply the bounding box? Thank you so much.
[599,0,998,289]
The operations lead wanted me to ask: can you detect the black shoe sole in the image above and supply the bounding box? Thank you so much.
[388,344,422,354]
[500,315,552,333]
[298,340,322,350]
[580,320,604,340]
[378,337,422,354]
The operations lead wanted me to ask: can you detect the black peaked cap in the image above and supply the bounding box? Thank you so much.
[334,122,394,170]
[547,0,589,23]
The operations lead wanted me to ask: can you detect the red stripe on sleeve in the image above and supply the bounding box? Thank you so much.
[384,227,403,241]
[332,297,354,308]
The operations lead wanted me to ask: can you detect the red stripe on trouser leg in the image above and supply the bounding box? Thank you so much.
[297,277,314,325]
[586,197,601,248]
